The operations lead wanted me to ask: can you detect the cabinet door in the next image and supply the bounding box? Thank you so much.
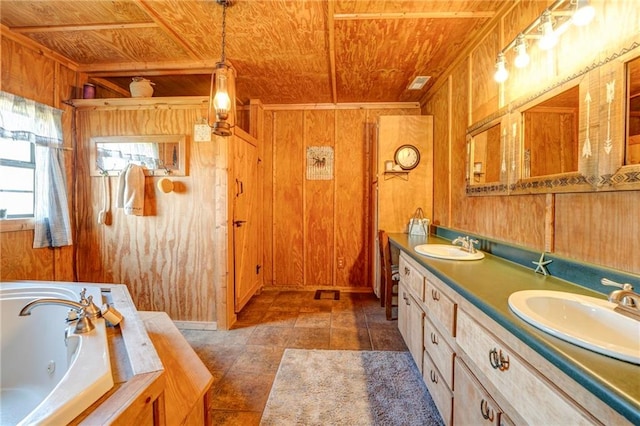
[233,134,261,312]
[423,352,452,426]
[398,283,424,371]
[407,293,424,371]
[454,358,502,426]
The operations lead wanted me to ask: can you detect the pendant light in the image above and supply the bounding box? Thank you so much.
[208,0,235,137]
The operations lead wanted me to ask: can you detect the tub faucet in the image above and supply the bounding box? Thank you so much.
[601,278,640,320]
[452,235,479,253]
[19,298,95,334]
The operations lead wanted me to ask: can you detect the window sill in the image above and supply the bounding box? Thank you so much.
[0,218,35,233]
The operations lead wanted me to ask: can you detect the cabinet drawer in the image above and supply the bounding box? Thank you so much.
[423,352,452,426]
[457,309,594,425]
[424,277,456,338]
[454,358,503,426]
[423,316,455,389]
[399,254,425,302]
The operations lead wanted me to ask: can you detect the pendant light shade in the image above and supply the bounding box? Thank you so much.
[208,0,235,137]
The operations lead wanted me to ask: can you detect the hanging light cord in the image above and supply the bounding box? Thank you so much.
[220,2,227,63]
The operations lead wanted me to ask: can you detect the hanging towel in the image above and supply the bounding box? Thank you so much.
[116,164,145,216]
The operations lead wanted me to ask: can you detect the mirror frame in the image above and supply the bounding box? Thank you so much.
[466,111,509,196]
[466,36,640,195]
[606,45,640,191]
[90,135,187,177]
[510,75,593,194]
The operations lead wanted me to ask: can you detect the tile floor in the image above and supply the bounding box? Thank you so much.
[179,290,407,425]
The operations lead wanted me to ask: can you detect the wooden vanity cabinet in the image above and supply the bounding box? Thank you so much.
[456,308,596,425]
[396,250,626,425]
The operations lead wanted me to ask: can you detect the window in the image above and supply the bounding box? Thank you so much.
[0,137,35,218]
[0,91,72,247]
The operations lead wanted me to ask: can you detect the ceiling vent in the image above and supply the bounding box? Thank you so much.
[408,76,431,90]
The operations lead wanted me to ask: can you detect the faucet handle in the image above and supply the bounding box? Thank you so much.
[601,278,633,291]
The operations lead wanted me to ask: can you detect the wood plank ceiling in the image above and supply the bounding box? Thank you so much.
[0,0,509,105]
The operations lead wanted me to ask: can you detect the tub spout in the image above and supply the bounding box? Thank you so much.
[19,298,95,333]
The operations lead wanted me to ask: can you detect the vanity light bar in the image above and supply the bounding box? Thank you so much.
[493,0,595,83]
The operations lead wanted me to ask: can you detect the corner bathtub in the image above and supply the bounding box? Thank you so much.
[0,281,113,425]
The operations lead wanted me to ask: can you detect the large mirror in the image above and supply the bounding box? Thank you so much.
[521,85,580,178]
[90,135,186,176]
[466,114,508,195]
[470,123,501,183]
[627,55,640,164]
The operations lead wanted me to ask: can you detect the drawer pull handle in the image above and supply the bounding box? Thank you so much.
[403,293,410,306]
[404,267,410,275]
[431,289,440,301]
[430,332,438,345]
[430,370,438,384]
[480,399,495,421]
[489,348,510,371]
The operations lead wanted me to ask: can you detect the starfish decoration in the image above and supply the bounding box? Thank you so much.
[532,252,552,276]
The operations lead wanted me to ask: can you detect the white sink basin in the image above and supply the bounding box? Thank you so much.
[508,290,640,364]
[414,244,485,260]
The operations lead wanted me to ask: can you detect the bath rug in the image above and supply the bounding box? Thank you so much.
[260,349,444,426]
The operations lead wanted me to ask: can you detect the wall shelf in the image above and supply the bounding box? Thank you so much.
[383,171,409,180]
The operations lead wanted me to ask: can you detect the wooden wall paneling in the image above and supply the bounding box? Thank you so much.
[273,111,304,286]
[470,26,499,123]
[335,109,368,288]
[555,192,640,274]
[503,0,553,101]
[0,230,54,280]
[0,35,71,282]
[76,107,218,322]
[0,36,55,106]
[449,59,471,230]
[423,75,451,227]
[303,110,335,287]
[263,110,275,286]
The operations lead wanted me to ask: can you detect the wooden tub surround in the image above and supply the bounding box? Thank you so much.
[69,284,213,425]
[389,233,639,425]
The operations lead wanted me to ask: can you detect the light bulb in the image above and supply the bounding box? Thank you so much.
[214,72,230,119]
[494,54,509,83]
[514,35,530,68]
[572,0,595,26]
[538,11,558,50]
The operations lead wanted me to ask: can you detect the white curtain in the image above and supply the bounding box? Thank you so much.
[0,91,72,248]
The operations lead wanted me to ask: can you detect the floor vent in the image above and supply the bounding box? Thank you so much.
[314,290,340,300]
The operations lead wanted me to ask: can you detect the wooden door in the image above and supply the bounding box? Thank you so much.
[233,131,261,312]
[376,115,433,233]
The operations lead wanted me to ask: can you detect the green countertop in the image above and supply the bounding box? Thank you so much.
[388,233,640,424]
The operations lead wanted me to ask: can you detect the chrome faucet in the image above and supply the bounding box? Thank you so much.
[452,235,479,253]
[19,289,102,334]
[601,278,640,320]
